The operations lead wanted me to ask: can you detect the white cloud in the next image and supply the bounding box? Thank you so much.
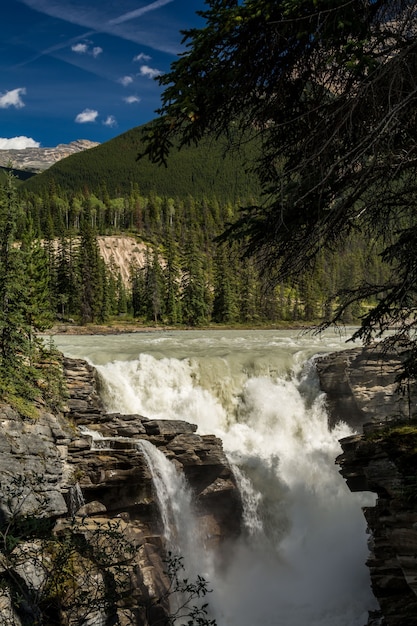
[71,43,88,54]
[118,75,134,87]
[124,96,141,104]
[0,87,26,109]
[133,52,151,62]
[71,42,103,57]
[75,108,99,123]
[103,115,117,127]
[139,65,161,79]
[0,136,40,150]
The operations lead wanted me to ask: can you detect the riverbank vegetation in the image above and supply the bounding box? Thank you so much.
[0,173,66,415]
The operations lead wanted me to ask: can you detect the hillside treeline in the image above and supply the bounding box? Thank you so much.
[16,182,389,327]
[22,125,262,201]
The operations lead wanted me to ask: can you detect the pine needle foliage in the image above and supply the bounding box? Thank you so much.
[0,173,64,415]
[142,0,417,382]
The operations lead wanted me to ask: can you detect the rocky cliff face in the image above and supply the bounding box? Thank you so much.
[0,140,99,173]
[0,356,242,625]
[4,341,413,624]
[315,342,414,431]
[316,343,417,626]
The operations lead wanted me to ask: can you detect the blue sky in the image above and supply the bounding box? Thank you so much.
[0,0,206,149]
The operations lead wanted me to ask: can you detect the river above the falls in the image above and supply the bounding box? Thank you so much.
[54,328,378,626]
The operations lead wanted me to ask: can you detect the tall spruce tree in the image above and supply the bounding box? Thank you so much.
[55,229,79,319]
[131,262,146,318]
[0,173,29,382]
[143,0,417,381]
[20,218,54,346]
[164,225,182,324]
[181,234,211,326]
[239,257,259,324]
[147,247,166,323]
[77,207,104,324]
[212,243,238,323]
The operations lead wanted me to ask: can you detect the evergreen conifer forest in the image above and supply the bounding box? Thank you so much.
[0,122,389,333]
[2,152,390,331]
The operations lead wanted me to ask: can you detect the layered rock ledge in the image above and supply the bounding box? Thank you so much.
[63,356,242,545]
[316,344,417,626]
[315,342,413,431]
[0,356,242,625]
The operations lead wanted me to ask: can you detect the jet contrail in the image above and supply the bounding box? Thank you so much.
[109,0,174,25]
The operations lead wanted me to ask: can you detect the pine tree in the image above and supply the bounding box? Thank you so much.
[239,257,259,324]
[147,247,166,323]
[55,229,79,319]
[131,262,146,318]
[116,272,128,315]
[77,208,104,324]
[0,173,57,408]
[0,173,29,379]
[181,235,211,326]
[212,243,238,323]
[164,226,181,324]
[20,218,54,346]
[133,247,166,323]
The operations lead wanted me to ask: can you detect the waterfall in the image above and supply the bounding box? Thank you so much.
[231,464,264,538]
[67,482,85,516]
[136,439,199,555]
[81,424,208,578]
[55,329,378,626]
[137,437,216,625]
[211,367,375,626]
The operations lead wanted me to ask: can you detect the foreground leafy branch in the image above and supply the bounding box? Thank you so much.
[149,552,216,626]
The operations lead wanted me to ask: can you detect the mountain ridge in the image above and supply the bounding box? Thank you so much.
[0,139,99,173]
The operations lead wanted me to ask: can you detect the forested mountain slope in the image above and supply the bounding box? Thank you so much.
[6,123,388,330]
[22,124,261,202]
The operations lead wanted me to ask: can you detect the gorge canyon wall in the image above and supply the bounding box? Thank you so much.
[0,356,242,625]
[317,343,417,626]
[1,342,416,625]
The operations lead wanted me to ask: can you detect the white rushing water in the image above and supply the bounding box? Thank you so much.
[137,439,201,558]
[54,329,378,626]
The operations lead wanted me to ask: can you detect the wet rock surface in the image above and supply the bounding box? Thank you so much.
[62,356,242,542]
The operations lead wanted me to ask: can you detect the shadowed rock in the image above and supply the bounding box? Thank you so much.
[0,355,243,625]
